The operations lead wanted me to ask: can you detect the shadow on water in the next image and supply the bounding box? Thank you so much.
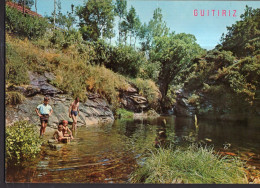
[6,116,260,183]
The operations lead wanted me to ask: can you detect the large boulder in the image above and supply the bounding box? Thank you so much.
[119,86,149,113]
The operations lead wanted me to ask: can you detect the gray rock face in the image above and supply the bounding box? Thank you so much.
[29,71,62,96]
[6,94,114,128]
[174,89,196,117]
[8,71,62,97]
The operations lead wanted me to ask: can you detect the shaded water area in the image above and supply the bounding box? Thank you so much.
[6,116,260,183]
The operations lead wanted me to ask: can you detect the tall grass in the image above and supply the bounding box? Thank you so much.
[130,144,247,184]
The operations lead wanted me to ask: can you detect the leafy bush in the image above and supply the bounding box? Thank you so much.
[130,145,247,184]
[6,121,43,165]
[107,45,145,78]
[88,41,145,78]
[181,50,260,115]
[6,6,49,39]
[6,91,25,105]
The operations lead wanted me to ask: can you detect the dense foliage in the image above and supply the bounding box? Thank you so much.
[6,121,43,165]
[6,6,49,39]
[220,6,260,57]
[107,44,145,77]
[130,145,247,183]
[178,7,260,116]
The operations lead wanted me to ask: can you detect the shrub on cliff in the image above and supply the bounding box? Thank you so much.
[6,121,43,165]
[6,91,25,105]
[131,78,161,109]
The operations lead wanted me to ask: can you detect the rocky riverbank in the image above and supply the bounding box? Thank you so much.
[6,71,114,128]
[6,71,159,128]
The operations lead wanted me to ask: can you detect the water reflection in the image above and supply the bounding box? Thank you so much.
[6,116,260,183]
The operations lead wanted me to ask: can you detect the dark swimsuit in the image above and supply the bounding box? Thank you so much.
[71,110,78,116]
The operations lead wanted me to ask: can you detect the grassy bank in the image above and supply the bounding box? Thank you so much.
[6,34,159,110]
[130,145,247,184]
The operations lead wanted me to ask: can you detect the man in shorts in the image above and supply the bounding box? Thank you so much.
[69,97,80,130]
[35,97,53,137]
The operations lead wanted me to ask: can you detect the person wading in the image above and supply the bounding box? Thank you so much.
[35,97,53,137]
[69,97,80,130]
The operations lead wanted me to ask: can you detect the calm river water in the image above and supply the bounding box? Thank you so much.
[6,116,260,183]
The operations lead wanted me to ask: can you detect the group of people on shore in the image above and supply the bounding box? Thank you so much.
[35,96,80,142]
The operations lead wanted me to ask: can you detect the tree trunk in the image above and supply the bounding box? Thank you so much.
[54,0,56,30]
[158,80,170,113]
[119,17,121,43]
[124,32,127,45]
[134,35,137,49]
[130,32,132,46]
[23,0,25,15]
[35,0,37,13]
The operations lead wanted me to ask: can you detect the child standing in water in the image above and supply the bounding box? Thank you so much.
[35,97,53,137]
[62,120,73,139]
[69,97,80,130]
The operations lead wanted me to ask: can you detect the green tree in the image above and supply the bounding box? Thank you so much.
[76,0,115,41]
[114,0,127,43]
[47,1,76,31]
[150,33,203,111]
[139,8,169,51]
[126,6,140,46]
[220,6,260,57]
[119,20,129,45]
